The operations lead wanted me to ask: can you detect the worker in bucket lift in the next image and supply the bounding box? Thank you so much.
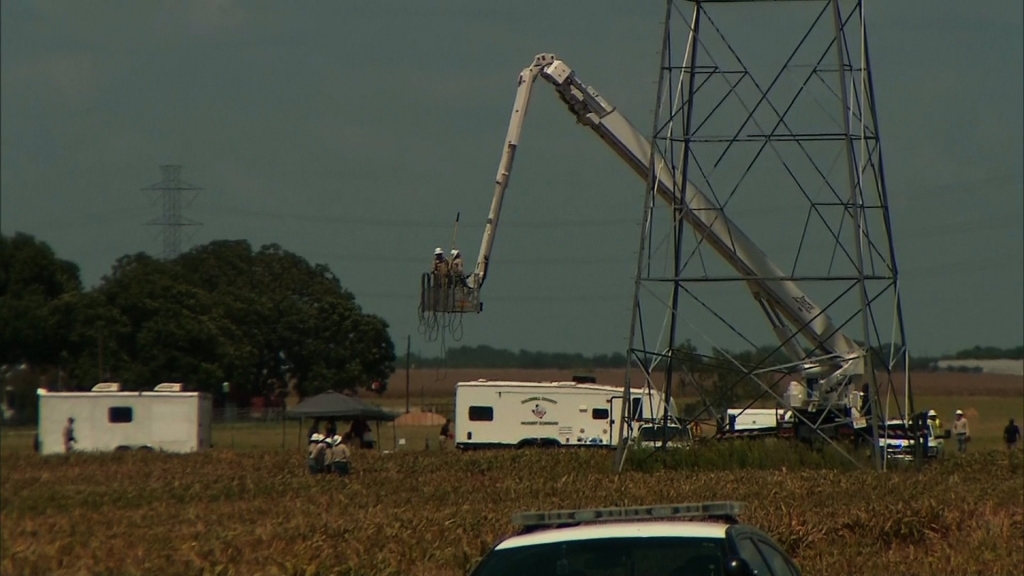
[431,247,449,310]
[308,433,328,474]
[431,247,449,281]
[329,434,352,475]
[449,249,467,287]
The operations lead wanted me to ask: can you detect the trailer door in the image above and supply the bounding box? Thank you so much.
[608,396,621,444]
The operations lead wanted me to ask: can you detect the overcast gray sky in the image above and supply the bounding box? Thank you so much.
[2,0,1021,358]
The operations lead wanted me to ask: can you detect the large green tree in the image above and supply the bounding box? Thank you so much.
[93,241,395,399]
[2,234,395,401]
[0,233,83,367]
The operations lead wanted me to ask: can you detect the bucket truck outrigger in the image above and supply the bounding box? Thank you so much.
[420,53,881,445]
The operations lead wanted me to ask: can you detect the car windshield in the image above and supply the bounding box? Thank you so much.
[638,425,685,443]
[470,536,727,576]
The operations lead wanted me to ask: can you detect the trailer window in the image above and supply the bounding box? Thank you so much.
[631,397,643,419]
[108,406,133,424]
[468,406,494,421]
[592,408,609,420]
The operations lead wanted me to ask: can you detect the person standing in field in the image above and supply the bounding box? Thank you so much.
[1004,418,1021,452]
[322,434,334,469]
[308,433,328,474]
[349,418,371,449]
[439,418,453,449]
[330,435,352,475]
[952,410,970,453]
[63,417,76,453]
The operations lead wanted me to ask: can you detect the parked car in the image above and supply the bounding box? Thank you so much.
[468,501,801,576]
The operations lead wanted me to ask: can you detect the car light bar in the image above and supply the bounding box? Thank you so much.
[511,501,744,529]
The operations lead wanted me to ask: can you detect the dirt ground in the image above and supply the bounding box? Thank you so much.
[381,367,1023,399]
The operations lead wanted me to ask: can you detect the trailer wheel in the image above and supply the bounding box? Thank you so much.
[115,445,132,452]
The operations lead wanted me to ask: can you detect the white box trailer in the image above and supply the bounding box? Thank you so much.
[36,382,213,455]
[454,379,681,450]
[725,408,789,431]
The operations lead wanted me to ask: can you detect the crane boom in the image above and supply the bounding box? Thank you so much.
[429,53,866,394]
[472,54,552,291]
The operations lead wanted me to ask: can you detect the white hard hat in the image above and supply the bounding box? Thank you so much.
[310,433,324,442]
[927,409,937,417]
[955,409,963,416]
[331,435,343,446]
[434,247,443,255]
[450,249,460,257]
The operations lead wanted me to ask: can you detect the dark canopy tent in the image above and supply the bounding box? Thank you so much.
[287,391,397,421]
[285,391,398,450]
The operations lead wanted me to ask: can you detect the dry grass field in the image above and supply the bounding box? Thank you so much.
[2,448,1022,576]
[1,369,1021,576]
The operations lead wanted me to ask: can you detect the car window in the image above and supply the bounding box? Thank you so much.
[469,536,727,576]
[753,539,798,576]
[735,538,772,576]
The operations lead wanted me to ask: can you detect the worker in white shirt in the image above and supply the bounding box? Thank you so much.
[308,432,328,474]
[449,249,467,287]
[952,410,970,453]
[330,435,352,475]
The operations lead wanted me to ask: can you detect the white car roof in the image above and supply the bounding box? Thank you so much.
[495,521,729,550]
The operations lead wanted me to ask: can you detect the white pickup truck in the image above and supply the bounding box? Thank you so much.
[878,414,949,461]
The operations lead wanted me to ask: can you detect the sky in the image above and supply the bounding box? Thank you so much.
[2,0,1022,359]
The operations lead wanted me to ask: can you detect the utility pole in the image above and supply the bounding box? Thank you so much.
[405,335,411,413]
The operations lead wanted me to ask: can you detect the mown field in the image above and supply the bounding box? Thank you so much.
[1,446,1022,576]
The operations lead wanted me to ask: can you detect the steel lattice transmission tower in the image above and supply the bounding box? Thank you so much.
[142,164,203,259]
[614,0,915,472]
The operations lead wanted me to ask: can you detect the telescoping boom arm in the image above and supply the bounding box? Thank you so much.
[458,53,864,388]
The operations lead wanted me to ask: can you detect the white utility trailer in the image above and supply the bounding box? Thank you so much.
[454,378,681,450]
[724,408,791,431]
[36,382,213,455]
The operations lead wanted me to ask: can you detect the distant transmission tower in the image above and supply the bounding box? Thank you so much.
[142,164,203,259]
[615,0,913,472]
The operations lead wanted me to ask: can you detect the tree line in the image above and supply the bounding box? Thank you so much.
[1,233,396,421]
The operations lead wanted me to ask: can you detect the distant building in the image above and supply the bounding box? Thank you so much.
[933,359,1024,376]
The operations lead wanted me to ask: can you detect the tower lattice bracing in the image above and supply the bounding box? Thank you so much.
[142,164,203,259]
[615,0,914,472]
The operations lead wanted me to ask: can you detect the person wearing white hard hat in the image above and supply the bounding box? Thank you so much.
[449,249,467,287]
[329,434,352,475]
[308,432,328,474]
[952,410,970,453]
[926,409,942,431]
[431,247,450,309]
[431,247,449,277]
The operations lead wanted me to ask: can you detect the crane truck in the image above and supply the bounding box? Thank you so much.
[421,53,889,447]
